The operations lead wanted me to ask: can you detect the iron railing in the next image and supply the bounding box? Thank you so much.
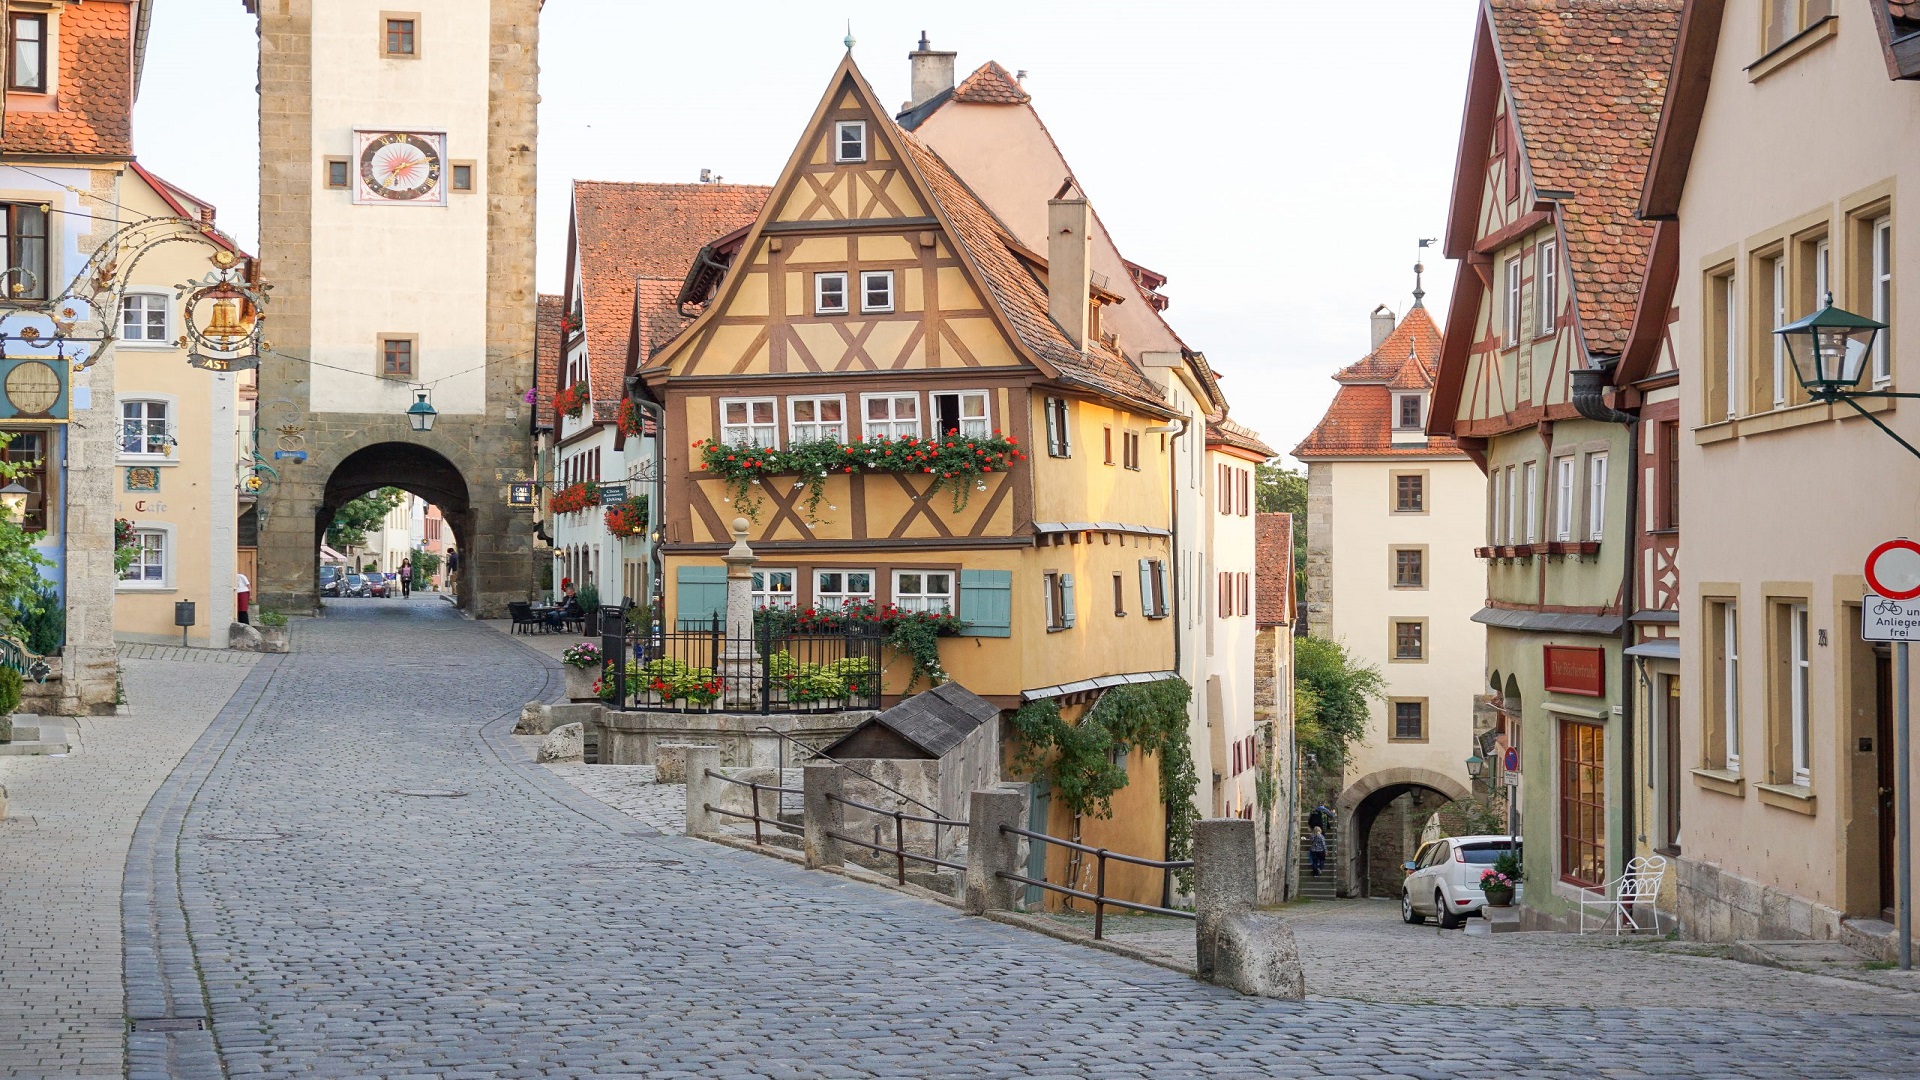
[700,770,803,847]
[824,791,968,885]
[609,618,883,715]
[995,825,1194,940]
[0,635,51,683]
[756,725,943,821]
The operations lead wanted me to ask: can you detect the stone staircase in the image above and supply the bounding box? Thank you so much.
[1297,828,1340,900]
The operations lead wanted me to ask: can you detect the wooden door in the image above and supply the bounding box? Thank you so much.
[1663,675,1681,851]
[1876,647,1897,919]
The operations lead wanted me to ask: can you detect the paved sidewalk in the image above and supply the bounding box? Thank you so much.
[0,653,257,1079]
[117,643,265,665]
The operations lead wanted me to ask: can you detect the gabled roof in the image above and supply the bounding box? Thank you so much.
[821,681,999,759]
[953,61,1030,104]
[129,162,243,254]
[1207,415,1276,461]
[1488,0,1682,354]
[533,294,562,431]
[570,181,769,409]
[1295,305,1462,459]
[1255,513,1293,629]
[4,1,134,157]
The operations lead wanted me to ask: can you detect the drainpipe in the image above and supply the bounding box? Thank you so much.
[1570,364,1639,882]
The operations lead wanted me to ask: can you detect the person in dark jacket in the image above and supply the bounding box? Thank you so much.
[1310,827,1328,877]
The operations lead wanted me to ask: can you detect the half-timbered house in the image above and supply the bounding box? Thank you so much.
[641,56,1185,896]
[1430,0,1681,929]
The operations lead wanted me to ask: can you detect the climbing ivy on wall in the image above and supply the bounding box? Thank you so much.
[1006,678,1198,882]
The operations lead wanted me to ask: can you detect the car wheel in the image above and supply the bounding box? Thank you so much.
[1437,890,1463,929]
[1402,890,1425,924]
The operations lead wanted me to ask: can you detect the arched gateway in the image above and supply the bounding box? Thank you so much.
[1334,768,1473,900]
[248,0,541,616]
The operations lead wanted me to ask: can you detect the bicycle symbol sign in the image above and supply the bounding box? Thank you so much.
[1864,593,1920,642]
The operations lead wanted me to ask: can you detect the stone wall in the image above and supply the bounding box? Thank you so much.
[590,707,871,769]
[1675,854,1849,947]
[1304,463,1333,638]
[1252,625,1296,904]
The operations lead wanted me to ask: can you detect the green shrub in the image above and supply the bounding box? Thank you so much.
[0,666,22,716]
[258,610,289,628]
[8,581,63,655]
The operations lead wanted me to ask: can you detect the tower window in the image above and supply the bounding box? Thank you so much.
[385,17,418,57]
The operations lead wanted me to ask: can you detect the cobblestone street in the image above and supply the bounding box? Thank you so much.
[2,599,1915,1077]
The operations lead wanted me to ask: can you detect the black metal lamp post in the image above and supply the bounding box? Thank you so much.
[1776,293,1907,450]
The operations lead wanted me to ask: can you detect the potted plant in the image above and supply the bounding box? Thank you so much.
[1479,869,1516,907]
[1491,849,1524,904]
[577,583,602,636]
[257,610,291,653]
[560,641,602,702]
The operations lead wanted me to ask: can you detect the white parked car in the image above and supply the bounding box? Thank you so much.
[1401,834,1520,929]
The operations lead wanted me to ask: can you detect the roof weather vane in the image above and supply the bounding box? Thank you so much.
[844,21,855,51]
[1413,238,1438,309]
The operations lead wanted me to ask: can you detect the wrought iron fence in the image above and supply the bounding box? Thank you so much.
[605,618,884,715]
[824,791,968,884]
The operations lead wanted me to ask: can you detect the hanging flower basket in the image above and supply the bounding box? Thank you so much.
[604,495,649,536]
[616,397,647,439]
[550,481,599,515]
[553,383,589,419]
[693,432,1025,521]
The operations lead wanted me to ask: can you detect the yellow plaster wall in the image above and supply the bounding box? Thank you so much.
[1029,395,1172,527]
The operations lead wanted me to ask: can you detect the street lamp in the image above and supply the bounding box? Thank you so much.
[1778,292,1886,400]
[0,480,28,520]
[1465,754,1486,780]
[406,388,437,433]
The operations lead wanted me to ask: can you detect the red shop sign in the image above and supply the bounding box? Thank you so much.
[1543,645,1606,697]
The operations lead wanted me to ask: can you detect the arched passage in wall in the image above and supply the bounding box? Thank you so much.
[1333,767,1473,899]
[318,442,473,611]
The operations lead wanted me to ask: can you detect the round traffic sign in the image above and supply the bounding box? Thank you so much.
[1503,747,1519,773]
[1866,539,1920,601]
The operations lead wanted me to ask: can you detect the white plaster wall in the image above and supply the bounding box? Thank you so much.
[1326,457,1488,791]
[1208,447,1260,813]
[551,426,621,601]
[308,1,490,416]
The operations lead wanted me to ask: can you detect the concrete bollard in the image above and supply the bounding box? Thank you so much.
[655,743,719,784]
[964,786,1027,914]
[683,746,725,837]
[802,763,846,869]
[1193,818,1305,999]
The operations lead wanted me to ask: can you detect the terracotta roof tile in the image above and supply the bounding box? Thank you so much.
[1294,305,1463,459]
[1206,414,1276,459]
[4,2,134,157]
[534,294,561,430]
[1491,0,1682,354]
[896,133,1168,412]
[1255,513,1293,628]
[952,61,1030,104]
[572,181,769,407]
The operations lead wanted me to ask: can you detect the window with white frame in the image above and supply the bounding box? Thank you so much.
[1873,216,1892,387]
[860,270,894,313]
[1553,457,1575,541]
[835,121,867,163]
[120,528,168,586]
[1504,465,1518,545]
[1523,460,1538,544]
[814,272,848,314]
[1504,254,1523,347]
[120,293,171,345]
[1586,452,1608,541]
[1718,600,1741,773]
[862,393,921,440]
[931,390,990,438]
[121,400,172,458]
[1790,601,1811,786]
[814,569,873,611]
[1394,393,1423,430]
[787,395,846,443]
[751,569,797,610]
[1769,254,1789,407]
[719,397,778,448]
[1044,396,1072,457]
[1536,239,1558,335]
[893,570,953,614]
[1490,468,1506,544]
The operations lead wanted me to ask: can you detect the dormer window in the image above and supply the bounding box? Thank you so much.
[1395,393,1425,431]
[835,121,866,164]
[8,14,46,93]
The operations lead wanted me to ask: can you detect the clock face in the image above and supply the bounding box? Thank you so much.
[353,130,447,205]
[4,361,61,417]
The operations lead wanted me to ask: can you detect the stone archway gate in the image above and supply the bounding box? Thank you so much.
[1333,768,1472,900]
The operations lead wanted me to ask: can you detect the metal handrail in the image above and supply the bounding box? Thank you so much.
[824,791,968,885]
[702,769,802,847]
[754,725,941,819]
[997,824,1194,939]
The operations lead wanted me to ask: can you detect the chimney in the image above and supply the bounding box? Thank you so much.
[1048,197,1091,349]
[906,32,957,111]
[1370,304,1397,352]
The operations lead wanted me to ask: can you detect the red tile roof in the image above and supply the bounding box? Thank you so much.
[571,181,769,410]
[1255,513,1293,628]
[1293,305,1464,459]
[953,61,1030,104]
[1491,0,1682,354]
[1207,415,1275,460]
[533,294,562,430]
[4,1,134,157]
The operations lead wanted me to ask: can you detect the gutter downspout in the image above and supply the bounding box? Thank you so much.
[1571,365,1640,884]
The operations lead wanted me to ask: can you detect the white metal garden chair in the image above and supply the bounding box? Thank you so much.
[1576,855,1668,934]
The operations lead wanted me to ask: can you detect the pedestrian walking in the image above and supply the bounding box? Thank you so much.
[399,558,412,598]
[1308,803,1330,832]
[1310,827,1328,877]
[236,571,251,624]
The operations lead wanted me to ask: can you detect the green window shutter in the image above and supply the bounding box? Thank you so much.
[958,569,1012,637]
[1060,573,1076,628]
[675,565,727,629]
[1139,559,1154,616]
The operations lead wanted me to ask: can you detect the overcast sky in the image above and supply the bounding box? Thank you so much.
[134,0,1477,466]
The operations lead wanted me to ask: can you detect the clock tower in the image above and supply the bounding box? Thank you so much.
[246,0,540,615]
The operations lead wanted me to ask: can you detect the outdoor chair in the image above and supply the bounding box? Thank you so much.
[1575,854,1668,935]
[507,601,544,635]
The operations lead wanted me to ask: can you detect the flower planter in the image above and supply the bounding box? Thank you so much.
[563,665,598,702]
[1483,888,1515,908]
